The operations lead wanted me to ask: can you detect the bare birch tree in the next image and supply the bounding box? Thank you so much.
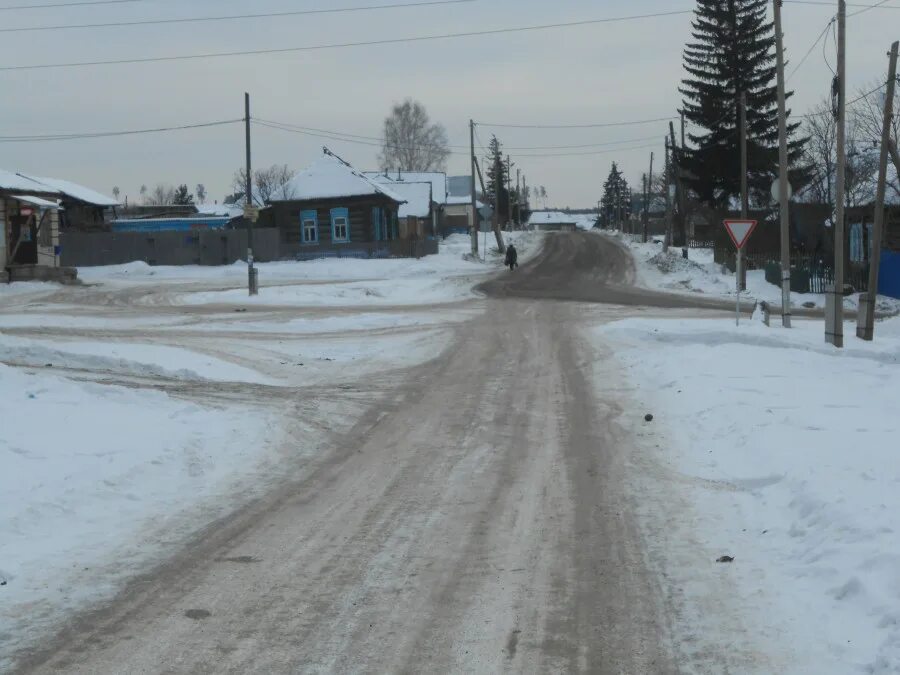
[379,99,450,172]
[231,164,296,204]
[852,80,900,202]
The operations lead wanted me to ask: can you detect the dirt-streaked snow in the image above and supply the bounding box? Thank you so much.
[0,232,538,668]
[596,315,900,674]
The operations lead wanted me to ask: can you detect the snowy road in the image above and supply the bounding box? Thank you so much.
[10,233,747,673]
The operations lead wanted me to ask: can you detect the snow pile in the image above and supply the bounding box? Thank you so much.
[597,316,900,673]
[617,233,900,314]
[0,363,281,665]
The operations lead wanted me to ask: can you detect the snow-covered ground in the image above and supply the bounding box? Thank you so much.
[0,233,538,668]
[617,232,900,315]
[594,315,900,674]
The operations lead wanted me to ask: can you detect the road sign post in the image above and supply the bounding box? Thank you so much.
[723,219,758,326]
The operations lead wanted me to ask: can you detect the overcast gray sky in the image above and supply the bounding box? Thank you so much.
[0,0,897,207]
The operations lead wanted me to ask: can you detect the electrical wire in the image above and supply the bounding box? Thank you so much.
[787,15,835,82]
[254,119,662,159]
[0,0,473,34]
[0,0,140,11]
[784,0,899,7]
[0,10,694,71]
[476,116,677,129]
[848,0,895,16]
[0,119,241,143]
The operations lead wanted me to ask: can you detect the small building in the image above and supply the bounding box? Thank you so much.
[529,211,578,232]
[110,216,234,232]
[16,173,119,232]
[0,170,67,281]
[260,149,410,258]
[375,181,433,240]
[364,171,448,238]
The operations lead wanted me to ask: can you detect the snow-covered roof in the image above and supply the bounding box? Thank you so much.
[16,173,118,206]
[364,171,448,204]
[194,202,243,218]
[384,182,432,218]
[445,195,483,207]
[0,169,59,195]
[270,152,406,204]
[15,195,61,210]
[529,211,577,225]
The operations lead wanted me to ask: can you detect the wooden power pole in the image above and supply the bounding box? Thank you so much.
[774,0,793,327]
[664,137,672,253]
[469,119,478,256]
[827,0,847,348]
[857,40,899,340]
[646,152,654,244]
[244,92,258,296]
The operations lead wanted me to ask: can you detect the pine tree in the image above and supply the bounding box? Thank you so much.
[680,0,806,209]
[173,184,194,206]
[484,135,510,219]
[600,163,631,227]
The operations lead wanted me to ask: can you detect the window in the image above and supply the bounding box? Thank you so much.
[301,210,318,244]
[331,207,350,243]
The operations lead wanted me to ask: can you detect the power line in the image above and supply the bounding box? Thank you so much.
[847,0,896,16]
[0,0,473,34]
[0,119,241,143]
[787,15,834,82]
[476,116,677,129]
[783,0,899,8]
[0,10,694,71]
[0,0,139,11]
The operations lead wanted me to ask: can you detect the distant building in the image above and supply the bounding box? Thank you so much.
[528,211,578,232]
[260,149,433,258]
[0,170,116,281]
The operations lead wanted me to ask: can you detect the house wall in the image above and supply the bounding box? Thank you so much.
[62,202,109,232]
[36,209,60,267]
[262,195,399,251]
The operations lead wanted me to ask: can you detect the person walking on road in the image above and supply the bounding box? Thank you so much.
[505,244,518,271]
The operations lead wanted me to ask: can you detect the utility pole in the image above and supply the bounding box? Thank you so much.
[493,152,505,252]
[516,168,521,228]
[773,0,792,327]
[506,155,512,231]
[469,119,478,257]
[642,173,648,242]
[857,40,898,340]
[646,151,654,244]
[669,121,685,246]
[827,0,847,348]
[522,174,528,228]
[739,92,749,219]
[664,137,672,253]
[244,92,258,296]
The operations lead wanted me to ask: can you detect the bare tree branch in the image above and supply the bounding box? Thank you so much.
[379,99,450,172]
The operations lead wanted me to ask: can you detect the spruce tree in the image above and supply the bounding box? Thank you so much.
[601,163,631,227]
[680,0,805,209]
[485,135,510,219]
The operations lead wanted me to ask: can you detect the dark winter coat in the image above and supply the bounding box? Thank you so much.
[505,246,518,266]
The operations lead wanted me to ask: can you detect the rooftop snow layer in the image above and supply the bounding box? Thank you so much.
[271,153,406,204]
[529,211,577,225]
[0,170,59,195]
[364,171,448,204]
[17,173,118,207]
[387,182,432,218]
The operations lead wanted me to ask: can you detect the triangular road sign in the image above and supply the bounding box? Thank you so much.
[723,219,758,249]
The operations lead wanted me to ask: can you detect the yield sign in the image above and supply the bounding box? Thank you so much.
[723,219,758,249]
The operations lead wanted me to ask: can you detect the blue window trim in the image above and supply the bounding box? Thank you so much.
[372,206,382,241]
[300,209,318,245]
[330,207,350,243]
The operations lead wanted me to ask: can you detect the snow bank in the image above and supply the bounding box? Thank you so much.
[0,334,273,384]
[0,363,281,665]
[597,316,900,673]
[618,233,900,315]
